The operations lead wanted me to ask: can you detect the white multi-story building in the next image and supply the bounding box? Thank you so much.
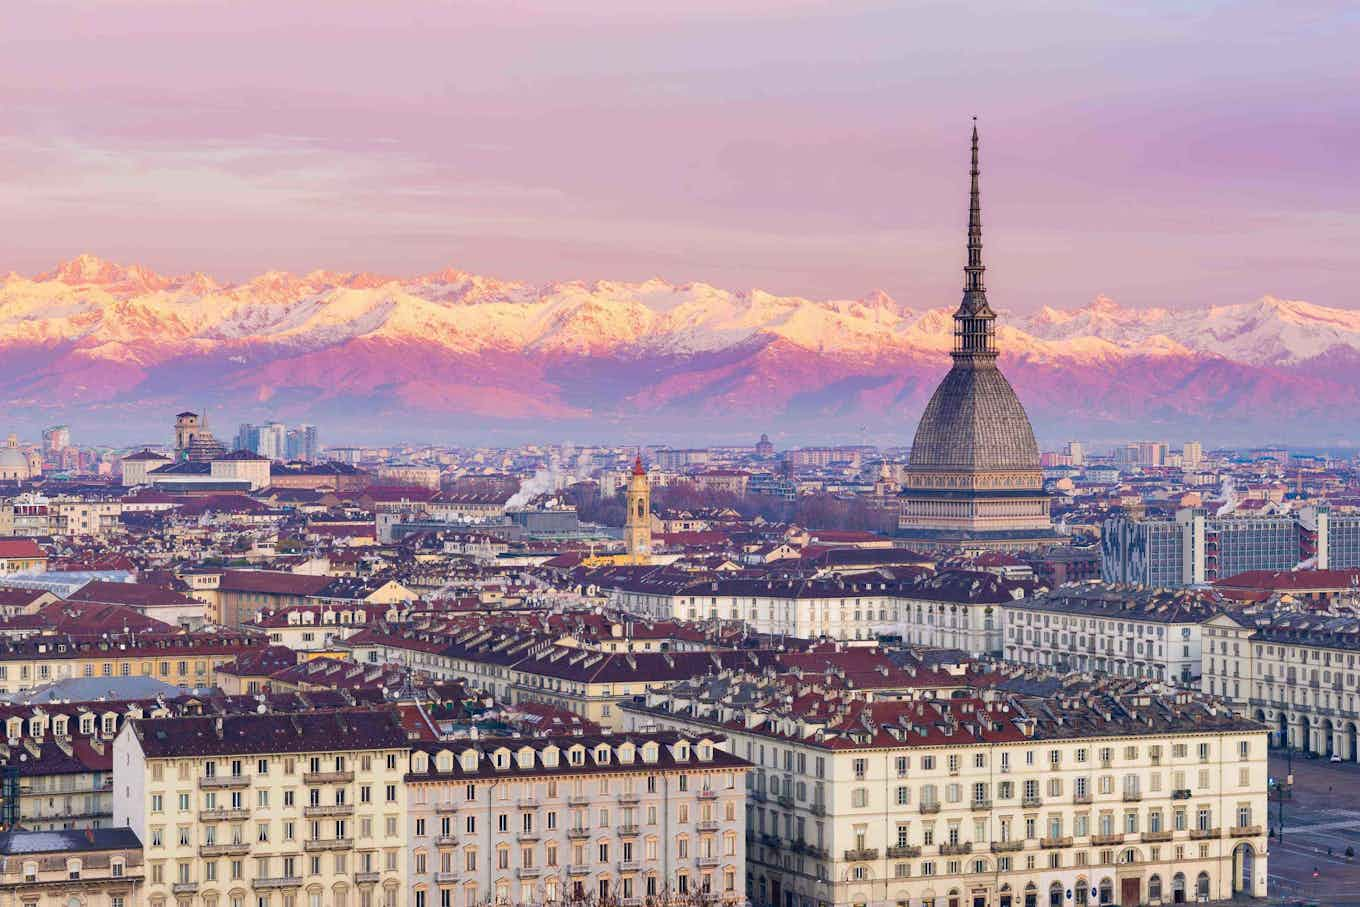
[403,732,748,907]
[1202,611,1360,759]
[113,709,411,907]
[624,678,1269,907]
[1002,586,1220,684]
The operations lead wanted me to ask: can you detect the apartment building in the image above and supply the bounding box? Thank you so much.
[1002,586,1221,685]
[112,709,411,907]
[0,632,267,697]
[403,732,749,907]
[1201,611,1360,759]
[0,828,145,907]
[624,678,1268,907]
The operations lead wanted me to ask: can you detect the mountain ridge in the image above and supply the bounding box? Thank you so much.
[3,255,1357,444]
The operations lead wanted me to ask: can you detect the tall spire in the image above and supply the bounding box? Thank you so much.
[966,118,984,296]
[953,117,997,360]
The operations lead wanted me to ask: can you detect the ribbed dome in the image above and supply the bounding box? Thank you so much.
[908,361,1040,472]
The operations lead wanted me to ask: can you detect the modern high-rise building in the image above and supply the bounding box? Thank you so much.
[1181,441,1204,469]
[286,424,319,461]
[897,123,1059,552]
[1101,506,1360,586]
[1063,440,1084,466]
[42,424,70,454]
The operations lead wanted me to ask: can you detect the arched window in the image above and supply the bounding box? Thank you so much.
[1098,879,1113,904]
[1196,872,1210,900]
[1148,875,1162,900]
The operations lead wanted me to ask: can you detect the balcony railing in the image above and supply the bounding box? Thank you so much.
[566,827,590,839]
[1090,833,1123,846]
[517,832,541,843]
[843,848,878,862]
[619,861,642,873]
[1021,796,1042,808]
[1171,789,1192,800]
[303,838,354,852]
[886,845,922,858]
[435,835,458,847]
[1072,793,1092,805]
[698,789,718,800]
[252,877,302,890]
[777,794,794,808]
[567,794,592,807]
[172,882,199,894]
[617,792,640,805]
[809,802,826,816]
[435,802,460,814]
[304,804,354,818]
[1230,825,1262,838]
[303,771,354,784]
[434,872,459,884]
[199,776,250,789]
[989,841,1023,854]
[199,808,250,822]
[616,824,640,836]
[354,872,381,884]
[919,803,940,815]
[970,800,992,811]
[1141,830,1172,843]
[1040,837,1073,849]
[566,865,591,876]
[199,843,251,857]
[1190,827,1221,840]
[1122,792,1142,802]
[517,867,543,879]
[939,843,972,857]
[696,820,720,832]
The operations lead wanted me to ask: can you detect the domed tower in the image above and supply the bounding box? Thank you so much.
[898,122,1058,552]
[624,456,652,561]
[174,411,201,460]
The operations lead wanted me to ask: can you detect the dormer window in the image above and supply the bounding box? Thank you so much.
[517,749,535,770]
[541,749,559,768]
[461,751,478,772]
[641,744,658,764]
[569,748,585,766]
[494,750,510,770]
[436,751,453,773]
[594,746,611,765]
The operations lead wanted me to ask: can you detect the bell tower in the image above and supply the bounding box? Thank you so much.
[624,456,652,561]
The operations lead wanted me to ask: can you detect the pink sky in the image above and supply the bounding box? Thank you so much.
[2,0,1357,311]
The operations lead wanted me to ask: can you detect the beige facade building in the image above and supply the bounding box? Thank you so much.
[0,828,145,907]
[404,732,748,907]
[624,683,1269,907]
[113,710,410,907]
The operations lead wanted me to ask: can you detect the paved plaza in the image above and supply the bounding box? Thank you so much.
[1264,752,1360,905]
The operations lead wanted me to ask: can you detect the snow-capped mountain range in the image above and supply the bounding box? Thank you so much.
[4,255,1358,444]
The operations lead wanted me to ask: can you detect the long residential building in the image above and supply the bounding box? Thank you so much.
[1201,611,1360,760]
[404,732,749,907]
[624,675,1269,907]
[113,709,412,907]
[1002,586,1222,685]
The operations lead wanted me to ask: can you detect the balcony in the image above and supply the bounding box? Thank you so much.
[1021,796,1042,808]
[172,882,200,895]
[939,843,972,857]
[253,877,302,890]
[1122,792,1142,802]
[199,808,251,822]
[810,802,826,816]
[886,845,922,858]
[303,770,354,784]
[434,872,459,884]
[199,843,251,857]
[354,872,381,884]
[435,802,460,814]
[970,800,992,811]
[1090,834,1123,846]
[617,825,640,837]
[436,835,459,847]
[567,865,591,876]
[517,797,540,809]
[697,855,720,867]
[1040,837,1073,849]
[1141,831,1172,843]
[567,827,591,840]
[617,792,640,805]
[919,803,941,815]
[517,832,541,843]
[698,789,718,800]
[777,794,795,808]
[619,861,642,873]
[749,790,766,803]
[621,899,643,907]
[1171,789,1192,800]
[697,821,720,832]
[761,834,782,849]
[517,867,543,879]
[567,794,592,807]
[1231,825,1263,838]
[304,838,354,852]
[199,775,250,790]
[843,848,878,862]
[304,804,355,818]
[1072,794,1092,805]
[1190,827,1221,840]
[989,841,1023,854]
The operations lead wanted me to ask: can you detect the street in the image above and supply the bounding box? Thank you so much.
[1266,752,1360,905]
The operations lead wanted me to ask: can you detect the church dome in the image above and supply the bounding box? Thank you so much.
[0,434,31,479]
[909,361,1039,472]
